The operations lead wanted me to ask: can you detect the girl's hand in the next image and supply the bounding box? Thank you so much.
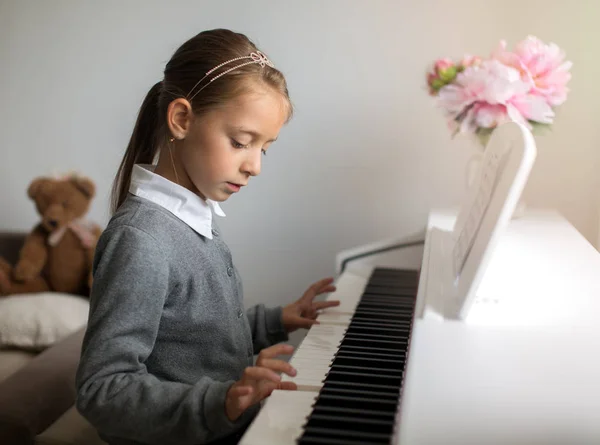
[225,344,297,421]
[282,277,339,333]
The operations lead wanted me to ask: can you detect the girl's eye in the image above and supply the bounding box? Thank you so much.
[231,139,248,149]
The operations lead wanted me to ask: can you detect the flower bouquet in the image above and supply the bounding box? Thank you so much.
[426,36,572,147]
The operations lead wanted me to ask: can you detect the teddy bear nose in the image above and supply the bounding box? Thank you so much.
[48,220,58,228]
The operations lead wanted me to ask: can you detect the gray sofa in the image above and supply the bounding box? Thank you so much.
[0,232,106,445]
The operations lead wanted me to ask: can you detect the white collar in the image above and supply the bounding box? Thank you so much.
[129,164,225,239]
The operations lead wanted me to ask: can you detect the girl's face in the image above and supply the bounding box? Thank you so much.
[167,86,288,202]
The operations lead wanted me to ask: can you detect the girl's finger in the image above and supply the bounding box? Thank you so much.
[259,343,295,359]
[257,358,297,377]
[243,366,281,384]
[305,278,335,299]
[277,381,297,391]
[229,385,253,398]
[314,300,340,310]
[318,285,336,294]
[292,317,318,329]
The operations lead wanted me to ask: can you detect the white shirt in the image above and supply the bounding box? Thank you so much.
[129,164,225,240]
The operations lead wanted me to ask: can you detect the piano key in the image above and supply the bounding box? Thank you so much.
[320,383,400,399]
[332,355,405,369]
[371,266,418,276]
[298,435,388,445]
[347,319,412,329]
[363,286,419,296]
[335,346,406,360]
[311,393,398,414]
[238,390,318,445]
[359,294,417,303]
[325,369,403,386]
[302,413,395,434]
[353,307,415,317]
[345,322,409,332]
[313,311,353,326]
[242,267,419,445]
[322,271,369,315]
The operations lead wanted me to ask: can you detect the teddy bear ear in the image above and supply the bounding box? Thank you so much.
[27,178,48,199]
[70,177,96,198]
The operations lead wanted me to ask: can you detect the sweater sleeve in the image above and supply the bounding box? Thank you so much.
[245,304,289,353]
[76,225,250,445]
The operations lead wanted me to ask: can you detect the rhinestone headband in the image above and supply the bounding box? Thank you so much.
[186,51,274,101]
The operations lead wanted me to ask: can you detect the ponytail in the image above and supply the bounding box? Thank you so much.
[110,81,163,213]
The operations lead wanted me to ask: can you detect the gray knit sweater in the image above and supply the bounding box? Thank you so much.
[76,195,288,445]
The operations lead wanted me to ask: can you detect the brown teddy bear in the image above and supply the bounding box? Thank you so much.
[0,175,102,298]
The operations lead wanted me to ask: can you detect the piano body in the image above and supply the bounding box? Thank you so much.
[239,123,600,445]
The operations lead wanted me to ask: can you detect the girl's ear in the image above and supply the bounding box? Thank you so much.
[166,98,193,140]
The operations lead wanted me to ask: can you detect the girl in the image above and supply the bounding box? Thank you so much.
[75,29,339,445]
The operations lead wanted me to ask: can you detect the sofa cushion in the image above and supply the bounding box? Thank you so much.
[0,293,89,350]
[35,406,107,445]
[0,349,36,383]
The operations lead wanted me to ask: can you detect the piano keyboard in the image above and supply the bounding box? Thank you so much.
[240,267,419,445]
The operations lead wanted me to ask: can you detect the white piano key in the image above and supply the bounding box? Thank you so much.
[238,390,318,445]
[324,271,369,315]
[315,311,353,326]
[283,324,347,390]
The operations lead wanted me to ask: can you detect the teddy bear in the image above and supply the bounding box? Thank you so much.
[0,174,102,298]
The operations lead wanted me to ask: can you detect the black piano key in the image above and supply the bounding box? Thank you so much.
[310,406,393,424]
[350,311,412,322]
[298,434,388,445]
[308,407,395,423]
[366,279,418,288]
[367,279,417,289]
[313,392,397,409]
[358,299,415,308]
[363,286,418,296]
[332,355,405,370]
[303,425,392,441]
[337,343,406,355]
[360,294,416,303]
[345,324,411,335]
[342,328,408,340]
[353,307,415,318]
[347,319,412,329]
[340,337,407,351]
[336,345,406,359]
[370,275,418,285]
[342,331,408,342]
[321,379,401,393]
[325,369,402,386]
[303,413,395,434]
[371,267,418,277]
[329,364,402,377]
[320,382,399,399]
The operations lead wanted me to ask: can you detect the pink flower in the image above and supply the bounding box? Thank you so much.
[492,36,572,106]
[427,58,459,95]
[437,60,554,133]
[434,58,454,73]
[459,54,482,69]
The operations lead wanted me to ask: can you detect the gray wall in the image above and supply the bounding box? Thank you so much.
[1,0,599,346]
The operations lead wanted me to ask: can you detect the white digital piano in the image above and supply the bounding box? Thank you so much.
[240,122,600,445]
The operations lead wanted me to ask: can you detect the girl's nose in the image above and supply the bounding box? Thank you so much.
[241,150,261,177]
